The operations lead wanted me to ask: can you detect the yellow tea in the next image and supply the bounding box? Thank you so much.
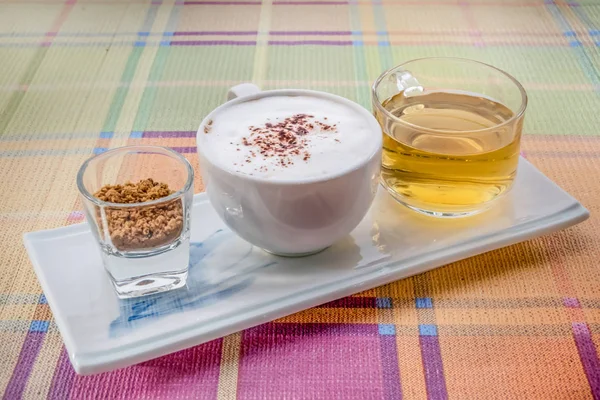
[375,90,523,215]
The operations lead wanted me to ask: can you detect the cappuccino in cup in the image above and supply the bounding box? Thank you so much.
[201,95,379,181]
[197,87,382,256]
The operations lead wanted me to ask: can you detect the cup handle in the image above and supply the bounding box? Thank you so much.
[227,83,261,101]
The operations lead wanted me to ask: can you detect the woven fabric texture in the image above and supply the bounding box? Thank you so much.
[1,0,600,399]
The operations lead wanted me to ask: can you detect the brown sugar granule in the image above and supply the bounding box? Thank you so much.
[94,179,173,203]
[93,179,183,251]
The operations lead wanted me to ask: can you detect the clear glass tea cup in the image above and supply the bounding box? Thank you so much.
[76,146,194,298]
[372,57,527,218]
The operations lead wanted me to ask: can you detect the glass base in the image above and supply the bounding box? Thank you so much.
[403,203,487,218]
[383,184,492,218]
[102,238,190,299]
[111,270,188,299]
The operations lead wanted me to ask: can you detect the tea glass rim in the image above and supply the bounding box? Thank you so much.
[371,57,529,135]
[76,145,195,208]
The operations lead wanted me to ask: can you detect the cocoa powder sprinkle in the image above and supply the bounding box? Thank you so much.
[239,114,337,168]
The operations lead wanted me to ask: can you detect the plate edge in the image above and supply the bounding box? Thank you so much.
[70,201,589,375]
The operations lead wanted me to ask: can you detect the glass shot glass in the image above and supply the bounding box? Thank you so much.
[77,145,194,298]
[372,57,527,218]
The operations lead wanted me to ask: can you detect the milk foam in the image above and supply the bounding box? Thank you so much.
[200,95,378,181]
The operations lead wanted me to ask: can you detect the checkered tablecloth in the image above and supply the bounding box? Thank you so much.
[1,0,600,398]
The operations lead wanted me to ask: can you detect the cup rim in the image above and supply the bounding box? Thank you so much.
[76,145,195,208]
[371,57,528,135]
[196,88,382,185]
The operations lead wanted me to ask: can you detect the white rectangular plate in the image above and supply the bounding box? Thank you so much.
[24,158,588,375]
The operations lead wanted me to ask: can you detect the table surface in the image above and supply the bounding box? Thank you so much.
[1,1,600,399]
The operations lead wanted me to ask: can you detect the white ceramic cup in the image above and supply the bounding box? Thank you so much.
[196,84,382,256]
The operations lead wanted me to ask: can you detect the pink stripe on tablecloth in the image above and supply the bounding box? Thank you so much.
[3,331,46,400]
[172,30,354,35]
[238,322,385,400]
[318,297,377,308]
[67,210,84,223]
[173,31,258,35]
[184,1,261,4]
[269,40,353,45]
[564,297,582,308]
[183,0,351,4]
[6,30,580,38]
[63,340,222,399]
[42,0,77,47]
[248,322,379,336]
[571,323,600,400]
[380,335,403,399]
[271,30,353,35]
[420,336,448,400]
[272,1,347,4]
[48,348,75,400]
[170,40,257,46]
[0,39,582,48]
[0,0,562,5]
[171,146,197,153]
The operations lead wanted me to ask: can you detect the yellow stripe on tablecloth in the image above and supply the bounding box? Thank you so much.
[110,3,176,147]
[275,307,384,324]
[396,335,426,400]
[217,332,242,400]
[390,279,426,400]
[68,48,135,137]
[251,0,273,86]
[435,308,570,326]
